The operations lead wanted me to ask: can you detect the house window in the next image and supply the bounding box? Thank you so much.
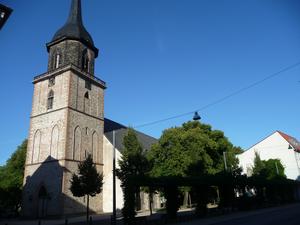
[85,80,91,90]
[47,90,54,110]
[48,77,55,87]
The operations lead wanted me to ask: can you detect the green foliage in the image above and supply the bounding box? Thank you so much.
[70,154,103,221]
[116,128,149,224]
[0,140,27,189]
[252,152,265,176]
[0,140,27,216]
[148,121,241,177]
[70,154,103,196]
[252,152,286,180]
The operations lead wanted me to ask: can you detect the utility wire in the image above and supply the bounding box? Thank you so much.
[134,61,300,129]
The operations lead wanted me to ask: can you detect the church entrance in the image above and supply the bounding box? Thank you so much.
[37,186,48,218]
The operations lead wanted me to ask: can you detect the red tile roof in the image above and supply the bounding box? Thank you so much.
[278,131,300,152]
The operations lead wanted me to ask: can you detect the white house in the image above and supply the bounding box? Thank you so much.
[237,131,300,180]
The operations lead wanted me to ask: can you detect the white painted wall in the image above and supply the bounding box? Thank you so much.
[102,136,124,212]
[237,131,300,180]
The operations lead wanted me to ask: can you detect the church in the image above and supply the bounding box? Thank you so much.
[22,0,157,218]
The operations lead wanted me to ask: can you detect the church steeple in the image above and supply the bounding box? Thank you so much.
[46,0,98,73]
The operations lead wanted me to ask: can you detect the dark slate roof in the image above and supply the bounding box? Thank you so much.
[47,0,98,56]
[104,118,157,152]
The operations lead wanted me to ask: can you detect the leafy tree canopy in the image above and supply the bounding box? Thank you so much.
[0,139,27,190]
[252,152,285,180]
[147,121,241,177]
[116,128,150,224]
[117,128,150,181]
[0,139,27,216]
[70,154,103,222]
[70,154,103,197]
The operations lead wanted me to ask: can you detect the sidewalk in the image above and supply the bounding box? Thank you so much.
[0,213,112,225]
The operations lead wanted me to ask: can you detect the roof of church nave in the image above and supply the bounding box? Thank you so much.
[104,118,157,152]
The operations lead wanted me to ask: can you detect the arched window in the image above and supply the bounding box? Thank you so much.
[38,186,47,199]
[84,91,89,99]
[53,50,62,70]
[47,90,54,110]
[92,131,99,163]
[82,49,90,72]
[38,186,48,218]
[50,125,59,159]
[32,130,41,163]
[73,126,81,160]
[55,54,61,69]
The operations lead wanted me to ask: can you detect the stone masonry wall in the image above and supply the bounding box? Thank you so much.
[48,40,95,74]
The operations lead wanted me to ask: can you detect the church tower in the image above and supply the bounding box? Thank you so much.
[22,0,105,217]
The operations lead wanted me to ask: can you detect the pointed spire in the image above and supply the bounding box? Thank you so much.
[47,0,98,57]
[66,0,83,25]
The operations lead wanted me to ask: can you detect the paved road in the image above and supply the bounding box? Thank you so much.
[178,203,300,225]
[2,204,300,225]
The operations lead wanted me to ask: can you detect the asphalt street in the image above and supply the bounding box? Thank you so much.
[178,203,300,225]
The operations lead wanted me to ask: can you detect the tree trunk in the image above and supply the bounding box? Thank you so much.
[149,192,153,216]
[86,195,90,223]
[183,191,189,207]
[188,192,192,207]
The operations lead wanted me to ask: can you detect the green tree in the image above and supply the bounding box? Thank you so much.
[70,154,103,222]
[252,152,265,176]
[116,128,149,225]
[0,139,27,216]
[148,121,240,177]
[147,121,241,217]
[252,152,285,179]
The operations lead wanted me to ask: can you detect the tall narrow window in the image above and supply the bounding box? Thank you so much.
[84,91,90,113]
[47,90,54,110]
[82,49,90,72]
[55,54,61,69]
[52,50,62,70]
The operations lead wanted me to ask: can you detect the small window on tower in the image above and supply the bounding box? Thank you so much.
[84,91,89,99]
[55,54,61,69]
[85,80,91,90]
[52,50,62,70]
[48,77,55,87]
[82,49,90,73]
[47,90,54,110]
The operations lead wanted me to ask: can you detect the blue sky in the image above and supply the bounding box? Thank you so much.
[1,0,300,165]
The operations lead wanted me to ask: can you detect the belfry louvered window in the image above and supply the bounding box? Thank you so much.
[52,50,62,70]
[82,49,90,73]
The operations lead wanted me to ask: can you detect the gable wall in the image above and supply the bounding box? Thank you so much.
[238,132,300,180]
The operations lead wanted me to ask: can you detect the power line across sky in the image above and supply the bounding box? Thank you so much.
[134,61,300,129]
